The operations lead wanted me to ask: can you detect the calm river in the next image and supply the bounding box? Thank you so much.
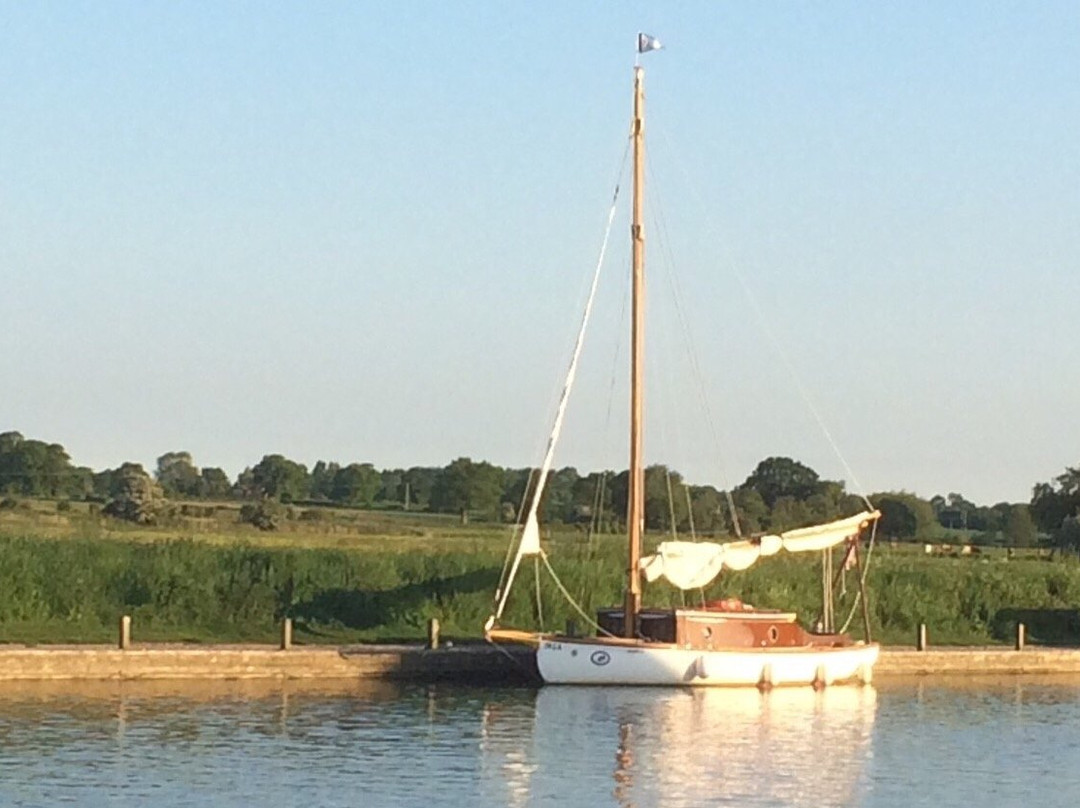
[1,677,1078,807]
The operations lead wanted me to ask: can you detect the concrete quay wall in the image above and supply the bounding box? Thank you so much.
[875,646,1080,677]
[0,644,537,684]
[2,644,1079,683]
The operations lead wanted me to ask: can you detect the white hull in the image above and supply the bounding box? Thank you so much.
[536,638,878,687]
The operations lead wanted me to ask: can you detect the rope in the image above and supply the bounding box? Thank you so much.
[839,519,878,634]
[533,555,545,630]
[540,552,617,638]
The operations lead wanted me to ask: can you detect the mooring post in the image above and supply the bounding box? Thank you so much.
[917,623,928,651]
[119,615,131,650]
[1016,622,1026,651]
[427,618,440,650]
[280,617,293,651]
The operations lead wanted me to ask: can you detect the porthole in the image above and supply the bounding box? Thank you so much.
[767,626,779,643]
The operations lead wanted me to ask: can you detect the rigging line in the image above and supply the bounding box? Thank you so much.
[533,556,545,631]
[665,468,678,540]
[839,520,878,634]
[684,486,697,541]
[540,552,617,638]
[490,142,630,625]
[646,155,745,536]
[654,122,872,510]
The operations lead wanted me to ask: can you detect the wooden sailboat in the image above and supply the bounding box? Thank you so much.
[486,37,880,687]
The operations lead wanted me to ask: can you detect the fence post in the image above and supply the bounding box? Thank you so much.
[119,615,131,650]
[427,618,440,650]
[916,623,927,651]
[1015,623,1026,651]
[280,617,293,651]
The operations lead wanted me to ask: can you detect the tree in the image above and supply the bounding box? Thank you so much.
[872,492,937,540]
[199,467,232,499]
[330,463,381,506]
[1030,466,1080,535]
[103,463,165,524]
[309,460,340,501]
[402,466,439,510]
[1002,504,1037,548]
[378,468,405,505]
[0,432,76,497]
[739,457,823,508]
[429,458,504,523]
[250,455,309,502]
[156,451,202,499]
[731,487,769,533]
[687,485,727,534]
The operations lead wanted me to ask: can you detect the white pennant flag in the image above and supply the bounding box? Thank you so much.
[637,33,662,53]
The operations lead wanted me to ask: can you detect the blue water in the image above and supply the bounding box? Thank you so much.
[1,677,1078,807]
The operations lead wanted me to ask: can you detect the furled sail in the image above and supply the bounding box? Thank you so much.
[640,510,880,591]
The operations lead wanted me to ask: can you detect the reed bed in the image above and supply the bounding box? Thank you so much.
[1,531,1078,646]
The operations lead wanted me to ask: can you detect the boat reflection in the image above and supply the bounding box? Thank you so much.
[482,685,877,808]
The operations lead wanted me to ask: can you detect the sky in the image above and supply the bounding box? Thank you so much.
[2,2,1078,506]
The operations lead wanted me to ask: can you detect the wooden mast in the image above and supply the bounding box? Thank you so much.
[624,64,645,638]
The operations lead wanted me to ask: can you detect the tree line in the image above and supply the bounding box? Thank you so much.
[0,429,1073,549]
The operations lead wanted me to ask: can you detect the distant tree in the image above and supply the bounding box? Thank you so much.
[430,458,503,523]
[378,468,405,504]
[542,467,579,524]
[1002,504,1037,548]
[308,460,339,501]
[199,467,232,499]
[402,466,439,510]
[1056,515,1080,557]
[770,496,813,532]
[330,463,381,506]
[1031,466,1080,535]
[872,492,937,540]
[103,462,165,524]
[572,472,615,529]
[739,457,822,508]
[0,432,76,498]
[687,485,726,534]
[250,455,309,502]
[501,467,534,522]
[156,451,202,499]
[731,487,770,534]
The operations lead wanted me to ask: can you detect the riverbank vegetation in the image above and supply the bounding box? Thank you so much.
[0,527,1077,647]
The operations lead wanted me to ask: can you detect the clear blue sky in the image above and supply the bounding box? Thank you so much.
[2,2,1078,505]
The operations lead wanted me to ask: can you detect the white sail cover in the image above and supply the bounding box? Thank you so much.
[640,510,880,591]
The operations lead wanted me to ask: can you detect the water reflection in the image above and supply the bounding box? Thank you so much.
[522,686,877,808]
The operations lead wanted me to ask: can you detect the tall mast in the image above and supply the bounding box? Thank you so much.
[624,64,645,638]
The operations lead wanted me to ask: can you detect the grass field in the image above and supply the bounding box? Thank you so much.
[1,499,1077,647]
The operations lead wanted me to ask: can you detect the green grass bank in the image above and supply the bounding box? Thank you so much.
[1,532,1079,647]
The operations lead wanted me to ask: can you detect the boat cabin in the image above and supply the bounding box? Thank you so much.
[596,606,854,650]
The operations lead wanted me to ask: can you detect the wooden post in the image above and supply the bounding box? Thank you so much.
[1015,622,1026,651]
[119,615,131,650]
[427,617,440,650]
[917,623,928,651]
[280,617,293,650]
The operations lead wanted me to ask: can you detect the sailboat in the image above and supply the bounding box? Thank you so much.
[485,36,881,687]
